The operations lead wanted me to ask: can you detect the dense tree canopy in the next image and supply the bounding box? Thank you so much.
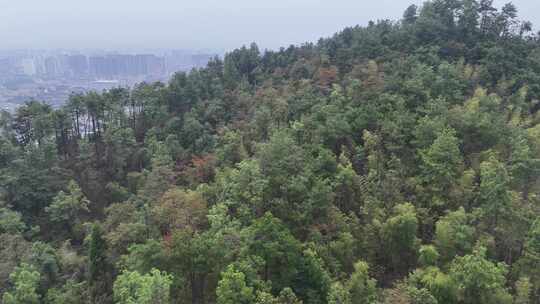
[0,1,539,303]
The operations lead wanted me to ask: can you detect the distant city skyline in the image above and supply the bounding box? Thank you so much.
[1,0,538,51]
[0,49,216,110]
[0,49,217,77]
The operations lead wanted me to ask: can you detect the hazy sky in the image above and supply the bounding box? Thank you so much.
[1,0,538,51]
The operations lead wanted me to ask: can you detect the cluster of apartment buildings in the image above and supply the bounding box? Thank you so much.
[1,49,217,79]
[0,50,217,110]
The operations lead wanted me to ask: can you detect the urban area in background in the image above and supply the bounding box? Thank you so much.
[0,49,219,111]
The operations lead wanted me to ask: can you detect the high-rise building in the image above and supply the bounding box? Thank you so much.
[89,56,111,79]
[191,54,213,68]
[21,58,36,76]
[67,55,88,77]
[145,54,165,77]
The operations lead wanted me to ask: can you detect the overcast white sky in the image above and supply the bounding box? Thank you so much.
[0,0,538,51]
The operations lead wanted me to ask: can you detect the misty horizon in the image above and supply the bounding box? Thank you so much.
[2,0,538,52]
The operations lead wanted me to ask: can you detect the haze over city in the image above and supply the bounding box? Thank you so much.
[0,0,539,110]
[2,0,538,50]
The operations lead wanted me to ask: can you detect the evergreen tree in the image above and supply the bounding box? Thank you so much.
[2,263,41,304]
[88,224,111,304]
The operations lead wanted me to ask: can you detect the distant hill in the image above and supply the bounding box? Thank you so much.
[0,1,539,304]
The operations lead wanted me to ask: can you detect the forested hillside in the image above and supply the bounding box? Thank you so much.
[1,1,540,303]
